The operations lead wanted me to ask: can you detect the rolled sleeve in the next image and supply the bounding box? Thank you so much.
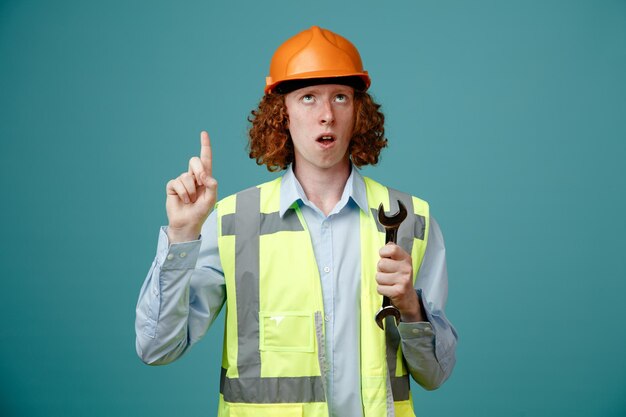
[400,216,457,389]
[398,321,434,340]
[418,288,458,375]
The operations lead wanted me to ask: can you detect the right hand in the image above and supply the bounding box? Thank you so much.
[165,131,218,243]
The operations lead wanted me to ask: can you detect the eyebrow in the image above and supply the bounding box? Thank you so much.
[300,86,353,95]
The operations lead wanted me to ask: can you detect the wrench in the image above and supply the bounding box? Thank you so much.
[375,200,408,330]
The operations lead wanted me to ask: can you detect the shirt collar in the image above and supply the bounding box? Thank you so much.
[279,164,370,217]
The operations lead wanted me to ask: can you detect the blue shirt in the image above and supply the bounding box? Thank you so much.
[135,166,457,417]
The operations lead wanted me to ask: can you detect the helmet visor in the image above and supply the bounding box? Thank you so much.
[273,76,367,95]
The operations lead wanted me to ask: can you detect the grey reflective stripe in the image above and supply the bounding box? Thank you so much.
[314,311,328,400]
[390,375,410,402]
[371,208,385,233]
[222,210,304,237]
[261,210,304,234]
[413,214,426,241]
[221,186,322,404]
[384,316,410,402]
[222,213,236,236]
[233,186,261,378]
[385,189,414,403]
[220,368,326,403]
[388,188,417,253]
[385,366,395,417]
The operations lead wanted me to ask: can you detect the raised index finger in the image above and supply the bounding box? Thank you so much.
[200,131,213,177]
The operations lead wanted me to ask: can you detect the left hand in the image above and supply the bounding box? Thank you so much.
[376,243,424,322]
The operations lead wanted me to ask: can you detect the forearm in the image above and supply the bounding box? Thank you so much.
[135,232,201,365]
[135,223,226,365]
[401,216,457,389]
[399,296,457,390]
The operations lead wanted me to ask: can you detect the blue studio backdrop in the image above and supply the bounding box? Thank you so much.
[1,1,625,416]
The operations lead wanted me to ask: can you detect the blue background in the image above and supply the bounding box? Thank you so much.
[1,1,625,416]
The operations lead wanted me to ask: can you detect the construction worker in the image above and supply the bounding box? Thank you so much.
[135,26,457,417]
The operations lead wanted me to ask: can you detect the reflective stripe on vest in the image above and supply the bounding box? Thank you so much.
[360,178,429,417]
[216,176,429,417]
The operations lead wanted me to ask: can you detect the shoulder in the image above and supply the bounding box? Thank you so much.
[362,175,430,216]
[215,177,284,215]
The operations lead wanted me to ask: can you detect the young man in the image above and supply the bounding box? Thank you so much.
[135,26,457,417]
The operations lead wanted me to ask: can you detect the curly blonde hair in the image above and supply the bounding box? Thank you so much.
[247,91,387,172]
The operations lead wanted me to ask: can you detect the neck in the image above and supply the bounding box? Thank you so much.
[293,161,351,216]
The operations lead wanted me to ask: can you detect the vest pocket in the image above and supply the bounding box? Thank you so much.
[230,403,303,417]
[259,311,314,352]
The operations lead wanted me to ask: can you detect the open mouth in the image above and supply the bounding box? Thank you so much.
[316,134,336,145]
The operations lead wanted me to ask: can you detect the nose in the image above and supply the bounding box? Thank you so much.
[319,100,335,125]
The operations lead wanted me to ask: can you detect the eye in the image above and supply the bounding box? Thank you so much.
[334,94,348,103]
[301,94,315,103]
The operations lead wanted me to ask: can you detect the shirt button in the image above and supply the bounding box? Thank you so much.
[325,315,330,322]
[167,254,174,261]
[180,252,187,258]
[323,266,330,273]
[412,328,420,335]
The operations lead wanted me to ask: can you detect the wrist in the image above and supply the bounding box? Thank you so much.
[400,309,424,323]
[167,225,201,243]
[400,293,426,323]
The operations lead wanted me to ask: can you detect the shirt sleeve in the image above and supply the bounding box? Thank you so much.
[134,210,226,365]
[399,216,458,390]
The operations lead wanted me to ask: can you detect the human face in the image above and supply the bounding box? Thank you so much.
[284,84,355,175]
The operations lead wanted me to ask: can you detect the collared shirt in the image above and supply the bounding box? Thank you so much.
[135,166,457,417]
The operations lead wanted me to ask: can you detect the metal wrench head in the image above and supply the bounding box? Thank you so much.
[374,200,407,330]
[375,306,401,329]
[378,200,407,229]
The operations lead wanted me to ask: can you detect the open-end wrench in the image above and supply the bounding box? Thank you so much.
[375,200,408,330]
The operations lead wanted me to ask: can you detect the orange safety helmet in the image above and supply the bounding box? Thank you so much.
[265,26,371,94]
